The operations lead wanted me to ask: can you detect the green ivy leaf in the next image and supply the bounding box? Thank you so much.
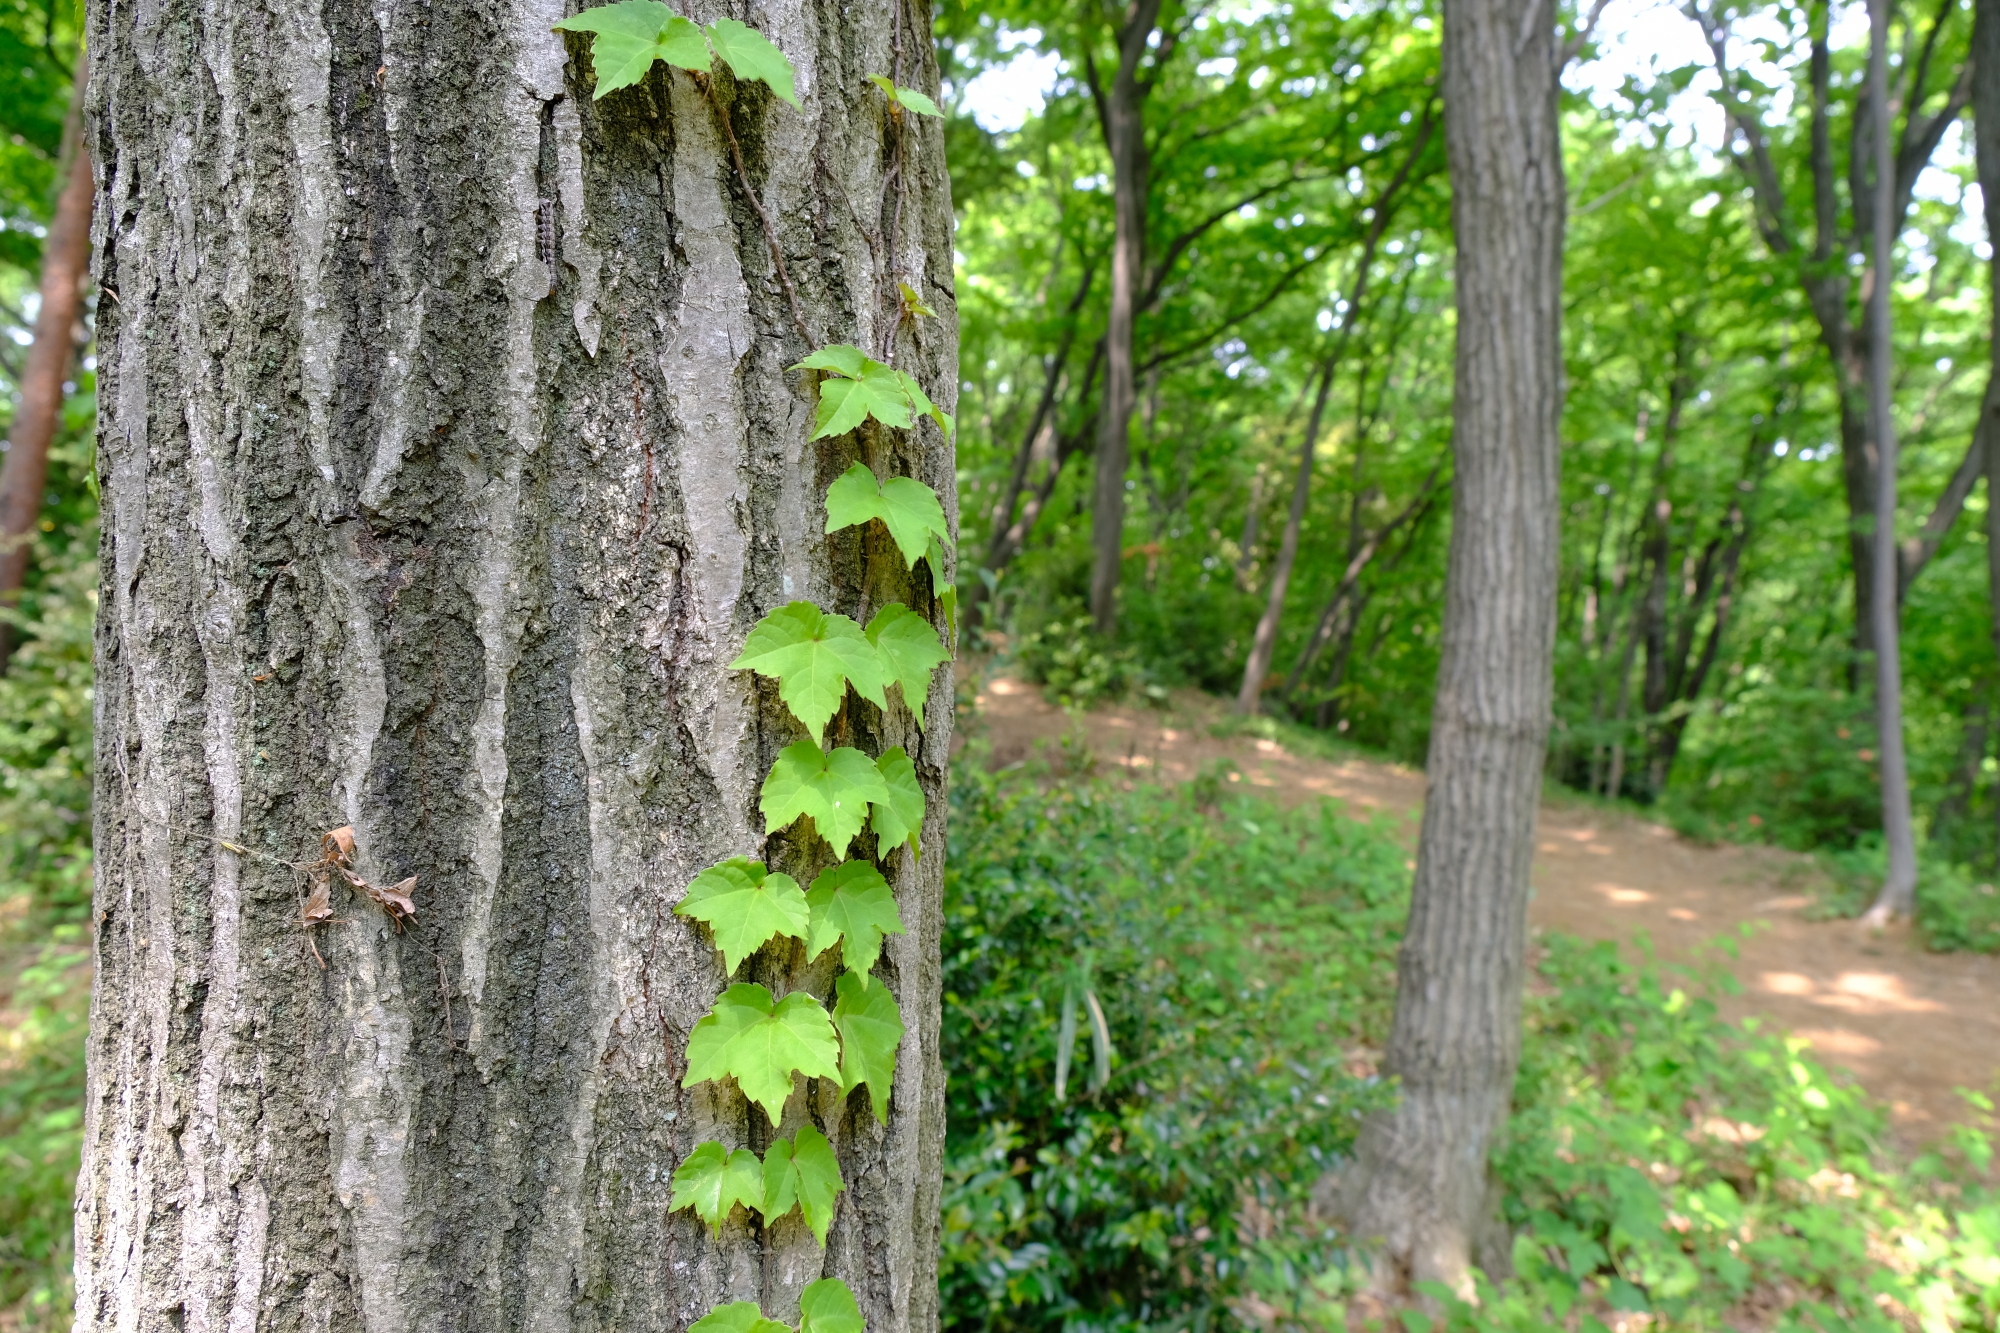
[799,1278,866,1333]
[761,741,894,858]
[554,2,708,98]
[793,350,912,438]
[869,747,924,859]
[762,1126,846,1244]
[833,970,903,1124]
[674,858,809,975]
[706,17,800,106]
[669,1140,767,1236]
[691,1303,794,1333]
[684,983,842,1124]
[805,861,906,976]
[731,602,889,745]
[865,604,947,730]
[897,280,938,319]
[938,586,957,647]
[822,463,951,570]
[793,344,870,377]
[868,74,942,118]
[892,368,955,439]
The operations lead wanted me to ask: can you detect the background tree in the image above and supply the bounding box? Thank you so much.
[76,3,954,1329]
[1863,0,1921,919]
[1332,0,1564,1295]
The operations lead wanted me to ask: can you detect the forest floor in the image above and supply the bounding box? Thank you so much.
[962,667,2000,1153]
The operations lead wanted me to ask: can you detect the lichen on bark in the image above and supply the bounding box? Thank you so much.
[78,3,955,1330]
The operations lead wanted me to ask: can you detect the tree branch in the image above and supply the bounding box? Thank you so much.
[1897,376,1995,594]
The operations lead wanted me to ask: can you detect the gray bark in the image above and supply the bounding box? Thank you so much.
[1332,0,1562,1297]
[77,3,955,1331]
[1086,0,1163,635]
[1864,0,1920,920]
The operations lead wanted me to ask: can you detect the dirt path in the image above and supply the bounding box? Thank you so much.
[966,672,2000,1148]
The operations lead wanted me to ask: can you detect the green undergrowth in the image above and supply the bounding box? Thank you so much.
[0,527,95,1327]
[940,754,2000,1333]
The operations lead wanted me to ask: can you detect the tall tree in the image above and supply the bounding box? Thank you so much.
[1863,0,1920,920]
[77,3,954,1329]
[1333,0,1564,1296]
[1695,0,1972,662]
[1087,0,1170,633]
[0,59,89,668]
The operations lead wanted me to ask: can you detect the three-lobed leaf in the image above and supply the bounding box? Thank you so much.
[802,355,911,438]
[824,463,952,571]
[684,983,841,1123]
[793,346,953,441]
[799,1279,866,1333]
[670,1140,767,1236]
[865,604,947,730]
[805,861,906,977]
[869,747,924,859]
[760,741,893,858]
[554,2,707,98]
[555,7,798,106]
[833,970,903,1124]
[691,1303,794,1333]
[731,602,887,745]
[762,1125,846,1244]
[706,17,800,105]
[674,858,809,975]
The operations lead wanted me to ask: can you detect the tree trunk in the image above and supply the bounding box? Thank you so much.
[78,5,955,1331]
[1974,0,2000,873]
[1235,359,1334,712]
[1863,0,1920,922]
[1087,0,1162,634]
[0,58,92,669]
[1332,0,1561,1298]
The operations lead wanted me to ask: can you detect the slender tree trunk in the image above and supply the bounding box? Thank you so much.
[1605,612,1639,801]
[79,5,954,1331]
[1332,0,1562,1297]
[0,59,92,669]
[1087,0,1163,634]
[967,266,1098,630]
[1864,0,1920,922]
[1235,359,1334,712]
[1973,0,2000,873]
[1235,469,1265,589]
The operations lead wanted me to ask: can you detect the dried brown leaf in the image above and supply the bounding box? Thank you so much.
[301,877,334,926]
[370,876,418,919]
[323,826,357,862]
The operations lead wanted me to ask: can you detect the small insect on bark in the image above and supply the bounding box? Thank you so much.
[537,199,557,297]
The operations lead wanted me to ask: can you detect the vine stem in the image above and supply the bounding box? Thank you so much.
[695,71,817,347]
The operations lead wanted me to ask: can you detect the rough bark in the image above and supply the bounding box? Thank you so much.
[1086,0,1163,635]
[0,63,92,668]
[1975,0,2000,871]
[1332,0,1562,1297]
[78,3,955,1331]
[1864,0,1920,921]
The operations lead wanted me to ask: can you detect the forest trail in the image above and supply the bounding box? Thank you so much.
[965,670,2000,1150]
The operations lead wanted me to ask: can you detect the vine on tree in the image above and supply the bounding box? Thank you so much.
[557,11,951,1326]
